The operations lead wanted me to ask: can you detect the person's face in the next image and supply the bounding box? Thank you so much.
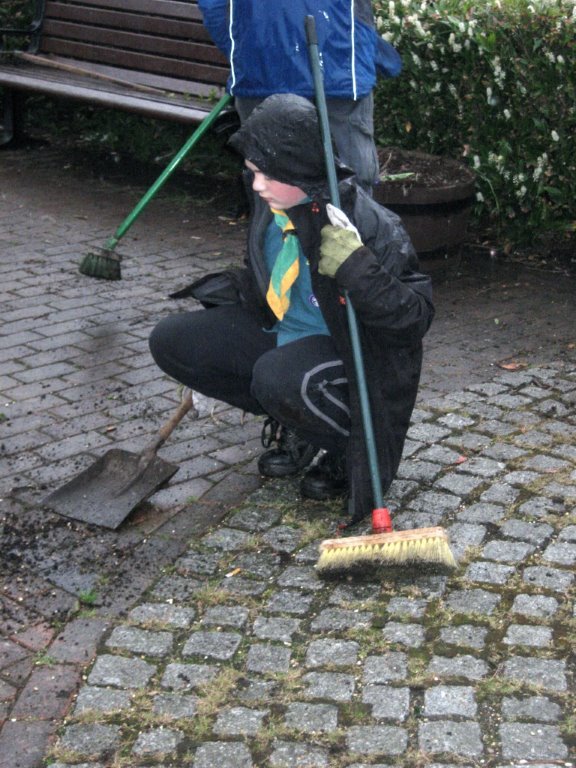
[245,160,307,210]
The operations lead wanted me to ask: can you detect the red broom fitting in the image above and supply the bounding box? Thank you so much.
[372,508,393,534]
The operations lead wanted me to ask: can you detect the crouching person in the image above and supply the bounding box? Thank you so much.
[149,94,434,526]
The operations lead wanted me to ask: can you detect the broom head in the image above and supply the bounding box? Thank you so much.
[316,526,458,576]
[79,246,122,280]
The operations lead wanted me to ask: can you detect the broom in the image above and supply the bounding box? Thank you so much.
[304,15,456,575]
[79,92,233,280]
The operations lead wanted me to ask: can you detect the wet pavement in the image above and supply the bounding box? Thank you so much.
[0,143,575,768]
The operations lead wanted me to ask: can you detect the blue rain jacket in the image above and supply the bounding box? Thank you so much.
[198,0,401,100]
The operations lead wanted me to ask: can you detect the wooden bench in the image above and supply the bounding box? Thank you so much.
[0,0,233,143]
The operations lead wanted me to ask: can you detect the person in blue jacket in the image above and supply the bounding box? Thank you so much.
[197,0,401,191]
[150,95,433,526]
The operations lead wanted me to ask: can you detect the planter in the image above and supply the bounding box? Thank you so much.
[373,148,476,259]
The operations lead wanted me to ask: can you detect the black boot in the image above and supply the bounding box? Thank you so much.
[258,418,317,478]
[300,451,348,500]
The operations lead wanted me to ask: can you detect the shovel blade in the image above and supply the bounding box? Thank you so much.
[42,448,179,529]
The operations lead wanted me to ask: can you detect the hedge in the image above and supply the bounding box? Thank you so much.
[372,0,575,244]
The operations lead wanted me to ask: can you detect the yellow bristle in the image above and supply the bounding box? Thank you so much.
[316,528,457,574]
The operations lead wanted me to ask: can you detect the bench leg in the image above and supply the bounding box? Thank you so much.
[1,88,15,145]
[1,89,33,148]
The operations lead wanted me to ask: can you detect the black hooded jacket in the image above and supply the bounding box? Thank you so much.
[191,95,435,523]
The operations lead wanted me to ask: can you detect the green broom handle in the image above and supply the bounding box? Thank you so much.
[305,15,384,511]
[104,92,233,250]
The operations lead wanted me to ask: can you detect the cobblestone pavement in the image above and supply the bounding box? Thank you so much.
[1,144,575,768]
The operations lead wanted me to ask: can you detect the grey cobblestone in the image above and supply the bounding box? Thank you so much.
[499,723,568,760]
[446,588,501,615]
[131,727,183,757]
[306,639,360,668]
[346,725,408,755]
[214,706,269,735]
[502,656,568,691]
[502,695,562,722]
[439,625,488,650]
[269,741,329,767]
[182,630,242,660]
[522,565,574,591]
[423,685,477,717]
[503,624,553,647]
[419,720,484,757]
[302,672,355,702]
[428,655,489,681]
[362,685,410,720]
[284,702,338,733]
[465,561,515,584]
[88,655,156,688]
[73,687,132,714]
[246,643,292,673]
[482,540,537,563]
[510,593,560,618]
[105,625,173,657]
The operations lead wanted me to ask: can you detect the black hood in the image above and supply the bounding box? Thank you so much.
[228,93,352,198]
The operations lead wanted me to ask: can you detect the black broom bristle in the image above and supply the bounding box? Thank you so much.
[79,248,122,280]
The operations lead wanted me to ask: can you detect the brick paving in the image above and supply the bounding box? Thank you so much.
[1,143,575,767]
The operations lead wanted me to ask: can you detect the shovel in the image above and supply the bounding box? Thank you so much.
[43,389,196,529]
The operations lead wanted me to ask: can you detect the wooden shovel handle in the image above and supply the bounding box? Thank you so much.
[141,389,197,461]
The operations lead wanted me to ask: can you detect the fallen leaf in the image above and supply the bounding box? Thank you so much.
[497,360,528,371]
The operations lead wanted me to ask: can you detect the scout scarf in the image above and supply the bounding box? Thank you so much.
[266,208,300,320]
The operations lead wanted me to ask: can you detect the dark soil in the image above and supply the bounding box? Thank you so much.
[378,146,476,190]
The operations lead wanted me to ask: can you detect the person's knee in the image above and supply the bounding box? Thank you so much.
[149,316,176,368]
[251,352,300,414]
[149,318,167,364]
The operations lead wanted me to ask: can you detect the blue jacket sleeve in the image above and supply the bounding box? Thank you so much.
[374,33,402,78]
[198,0,232,57]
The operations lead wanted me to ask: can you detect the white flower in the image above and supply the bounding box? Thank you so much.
[551,130,560,142]
[473,155,481,169]
[503,109,511,120]
[476,191,485,202]
[557,55,565,65]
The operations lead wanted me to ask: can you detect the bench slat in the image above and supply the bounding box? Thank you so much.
[0,64,216,122]
[44,0,204,23]
[44,4,213,43]
[40,38,228,86]
[41,19,228,67]
[0,59,223,100]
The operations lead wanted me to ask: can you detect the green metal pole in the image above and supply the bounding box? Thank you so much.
[103,92,233,251]
[305,15,383,511]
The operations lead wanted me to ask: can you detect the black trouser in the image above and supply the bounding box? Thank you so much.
[149,305,350,452]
